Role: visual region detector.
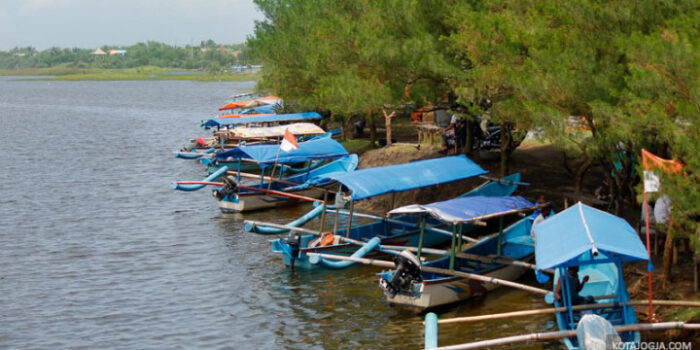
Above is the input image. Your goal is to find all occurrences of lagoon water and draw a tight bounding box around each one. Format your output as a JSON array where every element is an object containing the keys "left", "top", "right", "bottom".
[{"left": 0, "top": 78, "right": 556, "bottom": 349}]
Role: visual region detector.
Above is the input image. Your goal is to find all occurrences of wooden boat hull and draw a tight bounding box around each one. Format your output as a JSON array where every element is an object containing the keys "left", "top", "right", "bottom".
[
  {"left": 217, "top": 187, "right": 324, "bottom": 212},
  {"left": 380, "top": 215, "right": 537, "bottom": 310}
]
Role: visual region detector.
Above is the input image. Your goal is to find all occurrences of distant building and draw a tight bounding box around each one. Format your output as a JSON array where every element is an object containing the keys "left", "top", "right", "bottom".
[
  {"left": 229, "top": 65, "right": 263, "bottom": 73},
  {"left": 91, "top": 48, "right": 107, "bottom": 55},
  {"left": 108, "top": 50, "right": 127, "bottom": 56}
]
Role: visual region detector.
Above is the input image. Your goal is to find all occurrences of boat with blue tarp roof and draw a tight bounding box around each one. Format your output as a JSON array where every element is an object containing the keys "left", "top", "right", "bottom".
[{"left": 533, "top": 202, "right": 649, "bottom": 350}]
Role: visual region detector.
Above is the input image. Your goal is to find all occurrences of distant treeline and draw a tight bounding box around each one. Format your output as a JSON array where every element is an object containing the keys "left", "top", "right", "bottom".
[{"left": 0, "top": 40, "right": 257, "bottom": 72}]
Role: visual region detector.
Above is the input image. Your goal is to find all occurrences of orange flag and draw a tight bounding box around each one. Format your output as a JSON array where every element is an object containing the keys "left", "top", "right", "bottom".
[{"left": 641, "top": 149, "right": 683, "bottom": 193}]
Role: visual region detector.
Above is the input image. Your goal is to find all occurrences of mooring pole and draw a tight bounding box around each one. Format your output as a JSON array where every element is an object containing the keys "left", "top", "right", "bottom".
[
  {"left": 345, "top": 200, "right": 354, "bottom": 238},
  {"left": 319, "top": 190, "right": 329, "bottom": 233}
]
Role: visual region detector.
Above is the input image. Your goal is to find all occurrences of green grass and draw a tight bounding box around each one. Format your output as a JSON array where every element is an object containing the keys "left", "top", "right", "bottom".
[
  {"left": 0, "top": 66, "right": 260, "bottom": 82},
  {"left": 340, "top": 139, "right": 375, "bottom": 154}
]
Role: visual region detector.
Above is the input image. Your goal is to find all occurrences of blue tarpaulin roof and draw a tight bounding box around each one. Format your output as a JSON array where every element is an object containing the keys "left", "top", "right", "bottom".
[
  {"left": 388, "top": 195, "right": 536, "bottom": 223},
  {"left": 214, "top": 136, "right": 348, "bottom": 167},
  {"left": 534, "top": 202, "right": 649, "bottom": 270},
  {"left": 203, "top": 112, "right": 322, "bottom": 127},
  {"left": 322, "top": 155, "right": 487, "bottom": 200}
]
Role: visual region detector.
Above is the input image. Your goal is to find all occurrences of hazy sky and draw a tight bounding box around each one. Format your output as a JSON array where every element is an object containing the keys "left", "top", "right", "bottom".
[{"left": 0, "top": 0, "right": 265, "bottom": 50}]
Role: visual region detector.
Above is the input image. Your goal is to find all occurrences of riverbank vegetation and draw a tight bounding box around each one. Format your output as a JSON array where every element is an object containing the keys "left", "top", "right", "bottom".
[
  {"left": 0, "top": 40, "right": 259, "bottom": 79},
  {"left": 248, "top": 0, "right": 700, "bottom": 297}
]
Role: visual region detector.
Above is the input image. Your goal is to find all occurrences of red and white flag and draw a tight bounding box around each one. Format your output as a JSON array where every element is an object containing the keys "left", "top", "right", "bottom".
[
  {"left": 641, "top": 149, "right": 683, "bottom": 193},
  {"left": 280, "top": 129, "right": 299, "bottom": 152}
]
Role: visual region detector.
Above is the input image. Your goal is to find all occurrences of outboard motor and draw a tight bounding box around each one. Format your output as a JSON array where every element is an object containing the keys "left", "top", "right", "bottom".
[
  {"left": 214, "top": 175, "right": 239, "bottom": 200},
  {"left": 380, "top": 250, "right": 422, "bottom": 298},
  {"left": 284, "top": 231, "right": 302, "bottom": 271}
]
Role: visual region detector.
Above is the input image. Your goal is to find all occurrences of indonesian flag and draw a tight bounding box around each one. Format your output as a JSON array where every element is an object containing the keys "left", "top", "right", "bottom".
[
  {"left": 642, "top": 149, "right": 683, "bottom": 193},
  {"left": 280, "top": 129, "right": 299, "bottom": 152}
]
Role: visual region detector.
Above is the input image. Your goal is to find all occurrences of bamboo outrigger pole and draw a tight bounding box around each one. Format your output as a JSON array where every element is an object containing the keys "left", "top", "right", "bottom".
[
  {"left": 427, "top": 322, "right": 700, "bottom": 350},
  {"left": 308, "top": 253, "right": 550, "bottom": 296},
  {"left": 432, "top": 300, "right": 700, "bottom": 325}
]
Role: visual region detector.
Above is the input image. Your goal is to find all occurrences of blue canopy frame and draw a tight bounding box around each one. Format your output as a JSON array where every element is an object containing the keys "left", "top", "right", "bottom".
[
  {"left": 534, "top": 202, "right": 649, "bottom": 270},
  {"left": 321, "top": 155, "right": 488, "bottom": 201},
  {"left": 214, "top": 136, "right": 348, "bottom": 168},
  {"left": 202, "top": 112, "right": 322, "bottom": 128},
  {"left": 388, "top": 195, "right": 537, "bottom": 224}
]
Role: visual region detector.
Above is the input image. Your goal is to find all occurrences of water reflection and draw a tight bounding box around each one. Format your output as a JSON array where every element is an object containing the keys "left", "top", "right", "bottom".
[{"left": 0, "top": 79, "right": 560, "bottom": 350}]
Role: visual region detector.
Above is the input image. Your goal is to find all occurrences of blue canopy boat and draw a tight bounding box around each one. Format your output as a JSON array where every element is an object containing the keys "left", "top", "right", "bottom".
[
  {"left": 534, "top": 202, "right": 650, "bottom": 350},
  {"left": 173, "top": 137, "right": 357, "bottom": 213},
  {"left": 377, "top": 195, "right": 548, "bottom": 310},
  {"left": 201, "top": 111, "right": 322, "bottom": 129},
  {"left": 259, "top": 157, "right": 535, "bottom": 271}
]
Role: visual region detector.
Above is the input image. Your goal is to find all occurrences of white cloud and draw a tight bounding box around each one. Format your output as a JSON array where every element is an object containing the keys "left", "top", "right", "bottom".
[{"left": 19, "top": 0, "right": 59, "bottom": 14}]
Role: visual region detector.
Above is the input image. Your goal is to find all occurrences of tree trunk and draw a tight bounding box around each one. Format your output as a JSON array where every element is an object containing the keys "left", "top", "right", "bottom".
[
  {"left": 662, "top": 220, "right": 675, "bottom": 288},
  {"left": 345, "top": 116, "right": 354, "bottom": 140},
  {"left": 574, "top": 158, "right": 592, "bottom": 194},
  {"left": 464, "top": 119, "right": 473, "bottom": 156},
  {"left": 383, "top": 109, "right": 396, "bottom": 146},
  {"left": 499, "top": 123, "right": 511, "bottom": 177},
  {"left": 369, "top": 115, "right": 377, "bottom": 148}
]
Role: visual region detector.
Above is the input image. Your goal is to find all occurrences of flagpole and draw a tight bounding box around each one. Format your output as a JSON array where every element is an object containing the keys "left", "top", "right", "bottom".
[
  {"left": 268, "top": 140, "right": 282, "bottom": 190},
  {"left": 642, "top": 149, "right": 654, "bottom": 321},
  {"left": 644, "top": 190, "right": 654, "bottom": 320}
]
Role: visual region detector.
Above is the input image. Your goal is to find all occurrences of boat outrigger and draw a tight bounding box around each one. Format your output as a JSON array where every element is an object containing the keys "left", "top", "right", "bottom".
[
  {"left": 173, "top": 137, "right": 357, "bottom": 213},
  {"left": 377, "top": 195, "right": 549, "bottom": 310}
]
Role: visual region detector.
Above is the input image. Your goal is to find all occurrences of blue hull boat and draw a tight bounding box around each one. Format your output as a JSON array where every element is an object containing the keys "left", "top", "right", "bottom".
[
  {"left": 269, "top": 173, "right": 524, "bottom": 270},
  {"left": 534, "top": 202, "right": 649, "bottom": 350}
]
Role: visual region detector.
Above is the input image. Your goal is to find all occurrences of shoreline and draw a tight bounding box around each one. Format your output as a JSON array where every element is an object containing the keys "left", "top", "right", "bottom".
[{"left": 0, "top": 67, "right": 260, "bottom": 82}]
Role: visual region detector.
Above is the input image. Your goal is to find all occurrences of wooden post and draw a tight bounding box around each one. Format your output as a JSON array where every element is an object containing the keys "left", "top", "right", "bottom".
[
  {"left": 345, "top": 200, "right": 354, "bottom": 238},
  {"left": 319, "top": 190, "right": 329, "bottom": 233},
  {"left": 496, "top": 216, "right": 504, "bottom": 256},
  {"left": 417, "top": 215, "right": 426, "bottom": 260},
  {"left": 449, "top": 224, "right": 457, "bottom": 271},
  {"left": 333, "top": 184, "right": 342, "bottom": 235},
  {"left": 457, "top": 223, "right": 463, "bottom": 251}
]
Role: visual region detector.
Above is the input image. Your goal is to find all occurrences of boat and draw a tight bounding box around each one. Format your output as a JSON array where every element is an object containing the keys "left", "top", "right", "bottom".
[
  {"left": 260, "top": 156, "right": 529, "bottom": 271},
  {"left": 247, "top": 172, "right": 523, "bottom": 235},
  {"left": 377, "top": 195, "right": 548, "bottom": 310},
  {"left": 175, "top": 122, "right": 327, "bottom": 161},
  {"left": 217, "top": 95, "right": 282, "bottom": 114},
  {"left": 202, "top": 111, "right": 321, "bottom": 130},
  {"left": 173, "top": 137, "right": 356, "bottom": 213},
  {"left": 533, "top": 202, "right": 650, "bottom": 350},
  {"left": 215, "top": 154, "right": 358, "bottom": 212}
]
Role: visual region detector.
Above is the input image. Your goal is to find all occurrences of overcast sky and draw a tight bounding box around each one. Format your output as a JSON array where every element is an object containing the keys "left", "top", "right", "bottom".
[{"left": 0, "top": 0, "right": 265, "bottom": 50}]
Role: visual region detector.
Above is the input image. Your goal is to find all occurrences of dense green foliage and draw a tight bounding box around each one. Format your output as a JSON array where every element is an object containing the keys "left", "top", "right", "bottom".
[
  {"left": 249, "top": 0, "right": 700, "bottom": 257},
  {"left": 0, "top": 40, "right": 255, "bottom": 72}
]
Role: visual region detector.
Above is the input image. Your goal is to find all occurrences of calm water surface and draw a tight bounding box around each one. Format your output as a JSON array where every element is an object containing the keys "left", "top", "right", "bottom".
[{"left": 0, "top": 78, "right": 557, "bottom": 349}]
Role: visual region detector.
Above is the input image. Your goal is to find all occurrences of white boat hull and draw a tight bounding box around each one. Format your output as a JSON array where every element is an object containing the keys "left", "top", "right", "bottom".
[
  {"left": 384, "top": 260, "right": 530, "bottom": 310},
  {"left": 217, "top": 187, "right": 324, "bottom": 212}
]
